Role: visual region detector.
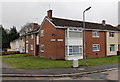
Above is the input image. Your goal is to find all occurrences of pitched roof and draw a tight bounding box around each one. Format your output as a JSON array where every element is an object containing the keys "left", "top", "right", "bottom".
[{"left": 50, "top": 17, "right": 119, "bottom": 31}]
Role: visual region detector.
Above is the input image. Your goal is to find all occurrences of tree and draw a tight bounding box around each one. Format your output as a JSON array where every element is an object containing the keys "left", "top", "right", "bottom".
[
  {"left": 19, "top": 23, "right": 35, "bottom": 36},
  {"left": 1, "top": 25, "right": 19, "bottom": 50},
  {"left": 9, "top": 26, "right": 19, "bottom": 42},
  {"left": 1, "top": 25, "right": 10, "bottom": 50}
]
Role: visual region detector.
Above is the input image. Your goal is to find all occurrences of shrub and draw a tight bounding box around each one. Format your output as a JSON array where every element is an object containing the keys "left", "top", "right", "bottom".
[{"left": 2, "top": 51, "right": 20, "bottom": 55}]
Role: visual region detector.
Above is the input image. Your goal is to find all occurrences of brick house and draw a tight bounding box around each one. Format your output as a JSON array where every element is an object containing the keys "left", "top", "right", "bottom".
[
  {"left": 118, "top": 25, "right": 120, "bottom": 50},
  {"left": 36, "top": 10, "right": 119, "bottom": 60},
  {"left": 25, "top": 23, "right": 40, "bottom": 56}
]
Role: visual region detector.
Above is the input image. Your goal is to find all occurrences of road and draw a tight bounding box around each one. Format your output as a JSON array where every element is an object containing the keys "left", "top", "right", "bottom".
[{"left": 2, "top": 68, "right": 119, "bottom": 81}]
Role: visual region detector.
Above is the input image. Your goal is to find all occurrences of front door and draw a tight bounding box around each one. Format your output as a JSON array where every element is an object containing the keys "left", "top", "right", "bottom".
[{"left": 36, "top": 45, "right": 39, "bottom": 56}]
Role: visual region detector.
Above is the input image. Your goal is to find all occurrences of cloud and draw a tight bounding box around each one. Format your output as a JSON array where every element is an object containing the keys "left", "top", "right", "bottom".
[{"left": 2, "top": 1, "right": 118, "bottom": 31}]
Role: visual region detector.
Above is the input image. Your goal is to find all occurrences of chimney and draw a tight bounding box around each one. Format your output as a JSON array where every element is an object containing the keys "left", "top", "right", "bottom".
[
  {"left": 118, "top": 25, "right": 120, "bottom": 28},
  {"left": 102, "top": 20, "right": 106, "bottom": 25},
  {"left": 47, "top": 10, "right": 52, "bottom": 19},
  {"left": 33, "top": 23, "right": 38, "bottom": 29}
]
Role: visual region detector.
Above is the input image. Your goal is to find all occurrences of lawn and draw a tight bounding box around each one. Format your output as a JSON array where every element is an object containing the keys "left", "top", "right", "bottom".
[{"left": 1, "top": 54, "right": 120, "bottom": 69}]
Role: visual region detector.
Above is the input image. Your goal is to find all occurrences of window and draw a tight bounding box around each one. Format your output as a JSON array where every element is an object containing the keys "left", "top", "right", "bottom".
[
  {"left": 26, "top": 35, "right": 28, "bottom": 39},
  {"left": 92, "top": 31, "right": 99, "bottom": 37},
  {"left": 110, "top": 44, "right": 115, "bottom": 52},
  {"left": 93, "top": 44, "right": 100, "bottom": 51},
  {"left": 36, "top": 35, "right": 39, "bottom": 44},
  {"left": 69, "top": 46, "right": 82, "bottom": 56},
  {"left": 40, "top": 44, "right": 44, "bottom": 52},
  {"left": 30, "top": 44, "right": 34, "bottom": 50},
  {"left": 26, "top": 44, "right": 28, "bottom": 53},
  {"left": 31, "top": 34, "right": 33, "bottom": 39},
  {"left": 41, "top": 30, "right": 44, "bottom": 37},
  {"left": 109, "top": 32, "right": 114, "bottom": 37},
  {"left": 26, "top": 36, "right": 28, "bottom": 43},
  {"left": 69, "top": 31, "right": 82, "bottom": 38},
  {"left": 69, "top": 28, "right": 73, "bottom": 31}
]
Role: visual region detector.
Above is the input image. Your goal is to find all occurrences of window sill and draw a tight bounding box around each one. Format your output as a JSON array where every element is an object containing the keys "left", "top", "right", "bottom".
[
  {"left": 41, "top": 51, "right": 44, "bottom": 53},
  {"left": 93, "top": 50, "right": 100, "bottom": 52},
  {"left": 110, "top": 51, "right": 115, "bottom": 53},
  {"left": 92, "top": 36, "right": 99, "bottom": 38},
  {"left": 68, "top": 54, "right": 82, "bottom": 56},
  {"left": 109, "top": 37, "right": 114, "bottom": 38}
]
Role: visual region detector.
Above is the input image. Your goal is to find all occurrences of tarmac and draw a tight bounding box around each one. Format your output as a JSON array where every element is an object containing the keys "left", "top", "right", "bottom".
[{"left": 1, "top": 61, "right": 119, "bottom": 77}]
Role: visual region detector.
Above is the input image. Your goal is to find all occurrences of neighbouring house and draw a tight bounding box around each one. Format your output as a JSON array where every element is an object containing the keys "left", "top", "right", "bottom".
[
  {"left": 106, "top": 30, "right": 119, "bottom": 56},
  {"left": 9, "top": 23, "right": 40, "bottom": 54},
  {"left": 117, "top": 25, "right": 120, "bottom": 51},
  {"left": 10, "top": 10, "right": 119, "bottom": 60},
  {"left": 25, "top": 23, "right": 40, "bottom": 56},
  {"left": 9, "top": 36, "right": 25, "bottom": 53},
  {"left": 37, "top": 10, "right": 119, "bottom": 60}
]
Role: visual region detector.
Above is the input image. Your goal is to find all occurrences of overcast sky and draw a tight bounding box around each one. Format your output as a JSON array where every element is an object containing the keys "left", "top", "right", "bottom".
[{"left": 0, "top": 0, "right": 119, "bottom": 31}]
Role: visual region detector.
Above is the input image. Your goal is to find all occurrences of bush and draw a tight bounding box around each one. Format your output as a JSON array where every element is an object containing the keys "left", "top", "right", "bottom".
[{"left": 2, "top": 51, "right": 20, "bottom": 55}]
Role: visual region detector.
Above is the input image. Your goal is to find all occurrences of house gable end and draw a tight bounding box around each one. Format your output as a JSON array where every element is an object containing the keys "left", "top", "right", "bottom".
[{"left": 39, "top": 17, "right": 56, "bottom": 31}]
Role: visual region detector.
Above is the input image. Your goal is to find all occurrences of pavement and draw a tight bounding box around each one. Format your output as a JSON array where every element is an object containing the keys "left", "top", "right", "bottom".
[{"left": 1, "top": 61, "right": 120, "bottom": 77}]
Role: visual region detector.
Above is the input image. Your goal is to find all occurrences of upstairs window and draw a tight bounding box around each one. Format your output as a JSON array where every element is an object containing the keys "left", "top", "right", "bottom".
[
  {"left": 26, "top": 35, "right": 28, "bottom": 39},
  {"left": 26, "top": 35, "right": 28, "bottom": 43},
  {"left": 41, "top": 30, "right": 44, "bottom": 37},
  {"left": 109, "top": 32, "right": 114, "bottom": 37},
  {"left": 31, "top": 34, "right": 33, "bottom": 39},
  {"left": 40, "top": 44, "right": 44, "bottom": 52},
  {"left": 93, "top": 44, "right": 100, "bottom": 51},
  {"left": 69, "top": 31, "right": 82, "bottom": 38},
  {"left": 30, "top": 44, "right": 34, "bottom": 50},
  {"left": 92, "top": 31, "right": 99, "bottom": 37},
  {"left": 36, "top": 35, "right": 39, "bottom": 44}
]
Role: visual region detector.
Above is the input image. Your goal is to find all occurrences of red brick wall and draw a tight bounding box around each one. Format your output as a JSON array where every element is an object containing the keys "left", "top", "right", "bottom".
[
  {"left": 84, "top": 30, "right": 106, "bottom": 58},
  {"left": 56, "top": 29, "right": 65, "bottom": 59},
  {"left": 39, "top": 19, "right": 65, "bottom": 59},
  {"left": 27, "top": 34, "right": 35, "bottom": 55}
]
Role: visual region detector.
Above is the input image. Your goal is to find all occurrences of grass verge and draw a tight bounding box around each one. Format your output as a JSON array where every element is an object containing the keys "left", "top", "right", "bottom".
[{"left": 1, "top": 54, "right": 120, "bottom": 69}]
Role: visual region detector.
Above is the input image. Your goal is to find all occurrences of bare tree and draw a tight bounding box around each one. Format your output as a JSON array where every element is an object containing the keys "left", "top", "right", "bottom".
[{"left": 19, "top": 23, "right": 36, "bottom": 36}]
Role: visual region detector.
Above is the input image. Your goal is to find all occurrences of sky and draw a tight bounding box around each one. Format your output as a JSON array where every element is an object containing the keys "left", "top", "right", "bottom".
[{"left": 0, "top": 0, "right": 119, "bottom": 31}]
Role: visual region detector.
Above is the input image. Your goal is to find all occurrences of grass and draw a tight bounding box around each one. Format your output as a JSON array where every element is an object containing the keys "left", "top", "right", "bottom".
[{"left": 1, "top": 54, "right": 120, "bottom": 69}]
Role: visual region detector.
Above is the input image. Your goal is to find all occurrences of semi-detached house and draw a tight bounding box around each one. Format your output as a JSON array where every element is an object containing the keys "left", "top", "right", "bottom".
[
  {"left": 33, "top": 10, "right": 119, "bottom": 60},
  {"left": 10, "top": 10, "right": 119, "bottom": 60},
  {"left": 25, "top": 23, "right": 40, "bottom": 56}
]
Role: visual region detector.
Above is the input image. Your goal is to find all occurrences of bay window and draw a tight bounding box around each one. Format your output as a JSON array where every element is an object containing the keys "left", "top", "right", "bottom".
[{"left": 67, "top": 46, "right": 82, "bottom": 56}]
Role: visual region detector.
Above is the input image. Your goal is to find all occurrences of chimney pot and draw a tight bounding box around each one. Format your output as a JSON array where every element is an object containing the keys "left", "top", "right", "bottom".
[
  {"left": 118, "top": 25, "right": 120, "bottom": 28},
  {"left": 47, "top": 10, "right": 52, "bottom": 18},
  {"left": 102, "top": 20, "right": 106, "bottom": 25}
]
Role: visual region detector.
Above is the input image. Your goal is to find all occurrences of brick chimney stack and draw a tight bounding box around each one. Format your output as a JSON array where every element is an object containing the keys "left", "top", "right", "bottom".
[
  {"left": 118, "top": 25, "right": 120, "bottom": 28},
  {"left": 47, "top": 10, "right": 52, "bottom": 19},
  {"left": 102, "top": 20, "right": 106, "bottom": 25}
]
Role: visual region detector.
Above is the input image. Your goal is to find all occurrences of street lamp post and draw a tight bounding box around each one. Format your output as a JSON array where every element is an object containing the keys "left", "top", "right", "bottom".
[{"left": 83, "top": 7, "right": 91, "bottom": 65}]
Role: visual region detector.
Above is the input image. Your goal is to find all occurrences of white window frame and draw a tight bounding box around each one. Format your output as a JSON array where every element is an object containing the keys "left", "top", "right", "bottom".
[
  {"left": 92, "top": 31, "right": 99, "bottom": 38},
  {"left": 31, "top": 34, "right": 34, "bottom": 39},
  {"left": 40, "top": 44, "right": 44, "bottom": 52},
  {"left": 26, "top": 44, "right": 28, "bottom": 53},
  {"left": 68, "top": 28, "right": 82, "bottom": 32},
  {"left": 26, "top": 35, "right": 28, "bottom": 43},
  {"left": 109, "top": 32, "right": 114, "bottom": 38},
  {"left": 93, "top": 44, "right": 100, "bottom": 51},
  {"left": 68, "top": 45, "right": 82, "bottom": 56},
  {"left": 30, "top": 44, "right": 34, "bottom": 50},
  {"left": 41, "top": 30, "right": 44, "bottom": 37},
  {"left": 26, "top": 35, "right": 28, "bottom": 39},
  {"left": 110, "top": 44, "right": 115, "bottom": 52},
  {"left": 36, "top": 35, "right": 39, "bottom": 44}
]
